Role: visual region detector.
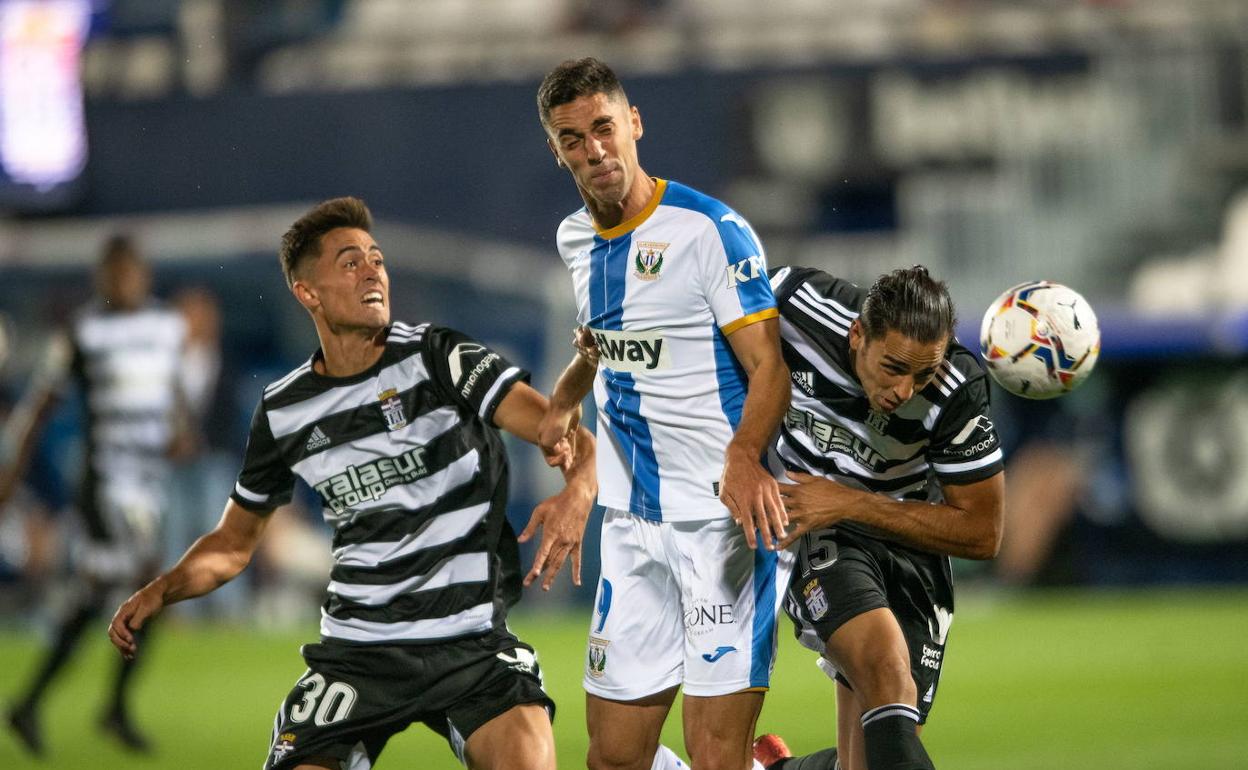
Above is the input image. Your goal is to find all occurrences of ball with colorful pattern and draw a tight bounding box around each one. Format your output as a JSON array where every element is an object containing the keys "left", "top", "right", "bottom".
[{"left": 979, "top": 281, "right": 1100, "bottom": 399}]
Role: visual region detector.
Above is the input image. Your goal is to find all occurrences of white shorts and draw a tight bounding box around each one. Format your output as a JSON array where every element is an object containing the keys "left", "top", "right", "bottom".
[{"left": 583, "top": 508, "right": 794, "bottom": 700}]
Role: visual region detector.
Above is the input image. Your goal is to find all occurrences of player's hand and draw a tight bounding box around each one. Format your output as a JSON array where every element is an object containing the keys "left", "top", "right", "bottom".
[
  {"left": 538, "top": 404, "right": 581, "bottom": 471},
  {"left": 572, "top": 325, "right": 600, "bottom": 367},
  {"left": 720, "top": 445, "right": 788, "bottom": 550},
  {"left": 518, "top": 483, "right": 593, "bottom": 591},
  {"left": 777, "top": 471, "right": 853, "bottom": 549},
  {"left": 107, "top": 584, "right": 166, "bottom": 661}
]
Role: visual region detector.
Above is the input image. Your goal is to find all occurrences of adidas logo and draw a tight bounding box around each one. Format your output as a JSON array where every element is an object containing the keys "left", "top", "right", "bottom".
[
  {"left": 793, "top": 370, "right": 816, "bottom": 396},
  {"left": 305, "top": 426, "right": 331, "bottom": 451}
]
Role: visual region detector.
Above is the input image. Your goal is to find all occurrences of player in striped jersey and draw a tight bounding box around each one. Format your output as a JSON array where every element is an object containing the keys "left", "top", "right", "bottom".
[
  {"left": 753, "top": 266, "right": 1005, "bottom": 770},
  {"left": 3, "top": 236, "right": 190, "bottom": 756},
  {"left": 536, "top": 58, "right": 793, "bottom": 770},
  {"left": 107, "top": 198, "right": 596, "bottom": 770}
]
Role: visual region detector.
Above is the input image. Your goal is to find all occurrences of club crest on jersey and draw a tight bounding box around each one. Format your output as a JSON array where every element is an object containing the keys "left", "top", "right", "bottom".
[
  {"left": 803, "top": 578, "right": 829, "bottom": 620},
  {"left": 587, "top": 637, "right": 609, "bottom": 678},
  {"left": 634, "top": 241, "right": 668, "bottom": 281},
  {"left": 866, "top": 409, "right": 890, "bottom": 435},
  {"left": 272, "top": 733, "right": 297, "bottom": 761},
  {"left": 379, "top": 388, "right": 407, "bottom": 431}
]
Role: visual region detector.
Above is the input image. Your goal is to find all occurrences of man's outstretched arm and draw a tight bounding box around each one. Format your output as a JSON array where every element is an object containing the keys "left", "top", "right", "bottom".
[
  {"left": 108, "top": 499, "right": 272, "bottom": 659},
  {"left": 495, "top": 381, "right": 597, "bottom": 590},
  {"left": 537, "top": 326, "right": 598, "bottom": 457}
]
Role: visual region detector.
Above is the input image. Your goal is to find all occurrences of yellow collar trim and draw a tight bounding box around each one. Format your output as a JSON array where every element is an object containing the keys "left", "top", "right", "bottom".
[{"left": 594, "top": 178, "right": 667, "bottom": 240}]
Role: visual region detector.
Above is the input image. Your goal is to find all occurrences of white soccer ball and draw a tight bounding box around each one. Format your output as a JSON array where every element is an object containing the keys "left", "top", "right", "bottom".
[{"left": 979, "top": 281, "right": 1100, "bottom": 399}]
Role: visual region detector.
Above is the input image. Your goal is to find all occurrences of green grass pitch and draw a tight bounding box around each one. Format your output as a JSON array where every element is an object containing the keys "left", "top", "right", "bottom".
[{"left": 2, "top": 587, "right": 1245, "bottom": 769}]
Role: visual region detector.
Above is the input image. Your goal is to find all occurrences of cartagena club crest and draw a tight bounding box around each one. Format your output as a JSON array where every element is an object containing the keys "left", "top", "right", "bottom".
[
  {"left": 379, "top": 388, "right": 407, "bottom": 431},
  {"left": 634, "top": 241, "right": 668, "bottom": 281}
]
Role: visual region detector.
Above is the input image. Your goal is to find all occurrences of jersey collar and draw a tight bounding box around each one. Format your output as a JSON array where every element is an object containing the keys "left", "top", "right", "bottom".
[{"left": 593, "top": 178, "right": 667, "bottom": 240}]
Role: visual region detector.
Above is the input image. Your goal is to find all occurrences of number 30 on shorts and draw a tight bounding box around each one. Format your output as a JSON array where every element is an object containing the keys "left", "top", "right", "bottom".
[{"left": 290, "top": 673, "right": 358, "bottom": 726}]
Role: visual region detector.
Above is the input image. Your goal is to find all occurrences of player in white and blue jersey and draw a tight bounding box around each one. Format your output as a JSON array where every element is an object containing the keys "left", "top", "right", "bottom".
[{"left": 537, "top": 58, "right": 794, "bottom": 770}]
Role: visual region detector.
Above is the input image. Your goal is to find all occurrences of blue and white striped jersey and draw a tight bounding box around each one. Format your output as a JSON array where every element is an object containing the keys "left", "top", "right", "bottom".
[{"left": 556, "top": 178, "right": 778, "bottom": 522}]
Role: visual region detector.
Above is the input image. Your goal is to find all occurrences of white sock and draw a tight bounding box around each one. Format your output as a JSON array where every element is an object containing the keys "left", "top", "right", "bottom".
[
  {"left": 651, "top": 744, "right": 688, "bottom": 770},
  {"left": 650, "top": 743, "right": 766, "bottom": 769}
]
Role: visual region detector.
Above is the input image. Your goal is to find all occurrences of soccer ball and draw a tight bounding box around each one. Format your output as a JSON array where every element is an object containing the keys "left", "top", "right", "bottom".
[{"left": 979, "top": 281, "right": 1100, "bottom": 399}]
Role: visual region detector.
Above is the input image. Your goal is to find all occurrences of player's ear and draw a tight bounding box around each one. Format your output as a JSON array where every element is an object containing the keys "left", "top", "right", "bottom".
[
  {"left": 848, "top": 318, "right": 864, "bottom": 352},
  {"left": 631, "top": 105, "right": 643, "bottom": 141},
  {"left": 291, "top": 278, "right": 319, "bottom": 312}
]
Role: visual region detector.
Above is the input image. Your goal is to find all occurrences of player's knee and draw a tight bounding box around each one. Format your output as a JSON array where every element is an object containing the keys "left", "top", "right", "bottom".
[
  {"left": 687, "top": 741, "right": 750, "bottom": 770},
  {"left": 587, "top": 737, "right": 652, "bottom": 770},
  {"left": 502, "top": 741, "right": 555, "bottom": 770},
  {"left": 473, "top": 730, "right": 554, "bottom": 770},
  {"left": 858, "top": 654, "right": 916, "bottom": 707}
]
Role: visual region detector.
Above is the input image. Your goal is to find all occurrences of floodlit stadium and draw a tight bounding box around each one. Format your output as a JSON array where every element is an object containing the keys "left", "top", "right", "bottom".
[{"left": 2, "top": 2, "right": 1247, "bottom": 769}]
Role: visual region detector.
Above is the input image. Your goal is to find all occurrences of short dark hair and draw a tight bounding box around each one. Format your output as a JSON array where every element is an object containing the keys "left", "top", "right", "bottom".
[
  {"left": 279, "top": 197, "right": 373, "bottom": 287},
  {"left": 859, "top": 265, "right": 956, "bottom": 344},
  {"left": 99, "top": 234, "right": 140, "bottom": 267},
  {"left": 537, "top": 57, "right": 628, "bottom": 128}
]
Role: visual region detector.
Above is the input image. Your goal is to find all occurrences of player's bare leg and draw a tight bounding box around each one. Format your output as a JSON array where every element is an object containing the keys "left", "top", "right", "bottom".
[
  {"left": 587, "top": 687, "right": 677, "bottom": 770},
  {"left": 465, "top": 703, "right": 556, "bottom": 770},
  {"left": 682, "top": 689, "right": 764, "bottom": 770},
  {"left": 836, "top": 680, "right": 866, "bottom": 770},
  {"left": 825, "top": 608, "right": 933, "bottom": 770}
]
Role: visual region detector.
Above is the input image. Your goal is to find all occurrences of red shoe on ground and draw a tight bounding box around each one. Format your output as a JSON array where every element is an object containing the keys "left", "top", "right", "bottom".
[{"left": 753, "top": 733, "right": 793, "bottom": 768}]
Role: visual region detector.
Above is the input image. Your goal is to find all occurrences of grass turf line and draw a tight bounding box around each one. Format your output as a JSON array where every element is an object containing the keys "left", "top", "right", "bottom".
[{"left": 0, "top": 587, "right": 1245, "bottom": 769}]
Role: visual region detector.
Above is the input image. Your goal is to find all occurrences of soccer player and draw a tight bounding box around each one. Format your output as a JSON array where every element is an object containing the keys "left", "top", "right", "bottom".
[
  {"left": 107, "top": 197, "right": 596, "bottom": 770},
  {"left": 536, "top": 58, "right": 793, "bottom": 770},
  {"left": 2, "top": 235, "right": 190, "bottom": 755},
  {"left": 754, "top": 265, "right": 1005, "bottom": 770}
]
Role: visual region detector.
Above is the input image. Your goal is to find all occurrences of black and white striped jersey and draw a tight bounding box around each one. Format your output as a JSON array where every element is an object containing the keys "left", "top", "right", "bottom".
[
  {"left": 230, "top": 322, "right": 529, "bottom": 645},
  {"left": 64, "top": 302, "right": 187, "bottom": 542},
  {"left": 770, "top": 267, "right": 1003, "bottom": 527}
]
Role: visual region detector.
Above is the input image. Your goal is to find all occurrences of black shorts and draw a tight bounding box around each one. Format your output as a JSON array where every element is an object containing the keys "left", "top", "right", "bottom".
[
  {"left": 784, "top": 526, "right": 954, "bottom": 723},
  {"left": 263, "top": 632, "right": 555, "bottom": 769}
]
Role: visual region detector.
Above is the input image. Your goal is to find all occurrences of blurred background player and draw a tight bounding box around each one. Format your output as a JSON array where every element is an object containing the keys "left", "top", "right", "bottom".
[
  {"left": 755, "top": 266, "right": 1005, "bottom": 770},
  {"left": 108, "top": 197, "right": 596, "bottom": 770},
  {"left": 536, "top": 57, "right": 793, "bottom": 770},
  {"left": 2, "top": 235, "right": 191, "bottom": 755}
]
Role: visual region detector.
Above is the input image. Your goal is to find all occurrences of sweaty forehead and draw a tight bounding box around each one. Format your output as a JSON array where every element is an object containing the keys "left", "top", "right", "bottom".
[
  {"left": 547, "top": 92, "right": 626, "bottom": 130},
  {"left": 878, "top": 331, "right": 947, "bottom": 371}
]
